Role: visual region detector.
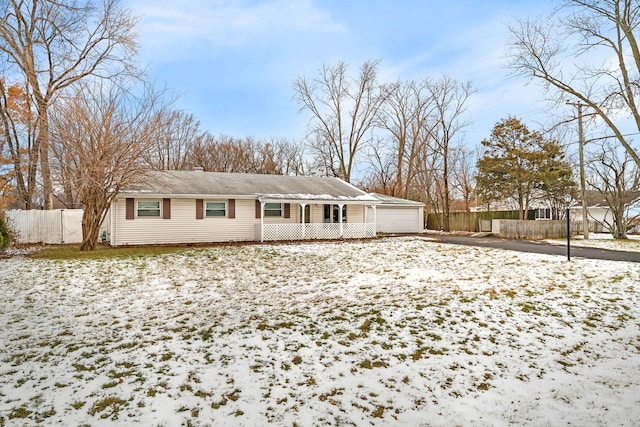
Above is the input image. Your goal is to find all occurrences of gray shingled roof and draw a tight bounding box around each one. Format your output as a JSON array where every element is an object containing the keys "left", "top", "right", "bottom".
[
  {"left": 370, "top": 193, "right": 425, "bottom": 206},
  {"left": 120, "top": 170, "right": 378, "bottom": 203}
]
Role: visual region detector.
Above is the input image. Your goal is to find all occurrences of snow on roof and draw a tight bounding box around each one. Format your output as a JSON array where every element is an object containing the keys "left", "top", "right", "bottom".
[
  {"left": 120, "top": 170, "right": 379, "bottom": 203},
  {"left": 370, "top": 192, "right": 425, "bottom": 206}
]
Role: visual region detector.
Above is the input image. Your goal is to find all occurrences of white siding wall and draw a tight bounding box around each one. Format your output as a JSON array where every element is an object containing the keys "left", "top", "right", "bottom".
[
  {"left": 110, "top": 199, "right": 373, "bottom": 246},
  {"left": 306, "top": 203, "right": 366, "bottom": 223},
  {"left": 346, "top": 204, "right": 365, "bottom": 223},
  {"left": 111, "top": 198, "right": 260, "bottom": 245}
]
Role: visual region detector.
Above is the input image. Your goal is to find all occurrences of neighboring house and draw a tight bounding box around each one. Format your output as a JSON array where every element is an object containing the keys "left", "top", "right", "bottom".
[
  {"left": 107, "top": 170, "right": 380, "bottom": 246},
  {"left": 368, "top": 193, "right": 424, "bottom": 233},
  {"left": 471, "top": 194, "right": 612, "bottom": 225}
]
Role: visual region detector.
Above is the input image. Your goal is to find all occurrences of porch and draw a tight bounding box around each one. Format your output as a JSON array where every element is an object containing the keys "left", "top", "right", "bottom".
[
  {"left": 256, "top": 198, "right": 379, "bottom": 242},
  {"left": 260, "top": 222, "right": 377, "bottom": 241}
]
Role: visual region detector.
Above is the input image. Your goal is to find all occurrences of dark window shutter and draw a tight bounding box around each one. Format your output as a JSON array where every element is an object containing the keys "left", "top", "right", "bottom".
[
  {"left": 196, "top": 199, "right": 203, "bottom": 219},
  {"left": 255, "top": 200, "right": 261, "bottom": 218},
  {"left": 126, "top": 198, "right": 134, "bottom": 220},
  {"left": 163, "top": 198, "right": 171, "bottom": 219},
  {"left": 229, "top": 199, "right": 236, "bottom": 219},
  {"left": 284, "top": 203, "right": 290, "bottom": 219}
]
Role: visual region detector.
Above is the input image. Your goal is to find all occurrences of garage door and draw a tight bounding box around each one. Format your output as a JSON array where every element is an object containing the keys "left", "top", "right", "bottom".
[{"left": 372, "top": 207, "right": 421, "bottom": 233}]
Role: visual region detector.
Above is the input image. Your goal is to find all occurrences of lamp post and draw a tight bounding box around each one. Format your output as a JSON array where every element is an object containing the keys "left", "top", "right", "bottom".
[{"left": 565, "top": 194, "right": 572, "bottom": 261}]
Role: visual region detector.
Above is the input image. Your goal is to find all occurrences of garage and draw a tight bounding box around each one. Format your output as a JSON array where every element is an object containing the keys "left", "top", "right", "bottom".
[{"left": 368, "top": 193, "right": 425, "bottom": 233}]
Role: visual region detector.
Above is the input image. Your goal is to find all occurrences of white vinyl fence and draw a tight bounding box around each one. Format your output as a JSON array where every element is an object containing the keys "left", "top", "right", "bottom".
[{"left": 5, "top": 209, "right": 85, "bottom": 244}]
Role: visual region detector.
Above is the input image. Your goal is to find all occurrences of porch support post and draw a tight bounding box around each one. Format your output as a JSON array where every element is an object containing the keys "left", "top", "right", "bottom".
[
  {"left": 372, "top": 205, "right": 377, "bottom": 237},
  {"left": 301, "top": 202, "right": 306, "bottom": 240},
  {"left": 338, "top": 203, "right": 344, "bottom": 237},
  {"left": 260, "top": 200, "right": 264, "bottom": 242}
]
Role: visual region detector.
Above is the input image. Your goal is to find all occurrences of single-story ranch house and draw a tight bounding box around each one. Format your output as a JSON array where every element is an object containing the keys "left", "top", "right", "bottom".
[{"left": 107, "top": 170, "right": 385, "bottom": 246}]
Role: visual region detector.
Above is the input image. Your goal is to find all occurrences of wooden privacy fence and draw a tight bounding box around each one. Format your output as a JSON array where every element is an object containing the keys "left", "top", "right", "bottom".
[
  {"left": 4, "top": 209, "right": 84, "bottom": 244},
  {"left": 494, "top": 219, "right": 571, "bottom": 239},
  {"left": 427, "top": 210, "right": 534, "bottom": 232}
]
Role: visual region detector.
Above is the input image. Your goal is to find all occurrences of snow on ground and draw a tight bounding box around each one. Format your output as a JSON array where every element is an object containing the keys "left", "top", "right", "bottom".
[
  {"left": 1, "top": 237, "right": 639, "bottom": 426},
  {"left": 545, "top": 233, "right": 640, "bottom": 252}
]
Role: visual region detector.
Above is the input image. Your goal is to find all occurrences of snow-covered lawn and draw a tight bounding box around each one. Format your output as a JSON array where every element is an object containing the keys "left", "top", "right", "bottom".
[
  {"left": 1, "top": 237, "right": 639, "bottom": 426},
  {"left": 546, "top": 233, "right": 640, "bottom": 252}
]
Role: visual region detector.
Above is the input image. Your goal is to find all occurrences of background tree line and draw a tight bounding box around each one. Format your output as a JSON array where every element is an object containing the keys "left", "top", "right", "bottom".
[{"left": 1, "top": 0, "right": 639, "bottom": 250}]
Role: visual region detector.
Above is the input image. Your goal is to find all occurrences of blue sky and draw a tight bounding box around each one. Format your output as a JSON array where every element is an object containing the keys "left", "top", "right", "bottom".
[{"left": 125, "top": 0, "right": 555, "bottom": 146}]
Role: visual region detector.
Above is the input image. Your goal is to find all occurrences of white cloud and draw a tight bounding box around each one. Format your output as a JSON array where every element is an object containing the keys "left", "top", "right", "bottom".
[{"left": 129, "top": 0, "right": 344, "bottom": 54}]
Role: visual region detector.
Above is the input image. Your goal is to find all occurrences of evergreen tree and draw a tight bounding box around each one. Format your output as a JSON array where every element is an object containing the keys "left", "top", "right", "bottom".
[{"left": 476, "top": 117, "right": 575, "bottom": 219}]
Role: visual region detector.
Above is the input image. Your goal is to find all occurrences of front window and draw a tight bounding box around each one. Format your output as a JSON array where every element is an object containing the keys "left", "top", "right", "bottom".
[
  {"left": 137, "top": 201, "right": 160, "bottom": 217},
  {"left": 324, "top": 204, "right": 347, "bottom": 223},
  {"left": 535, "top": 208, "right": 551, "bottom": 220},
  {"left": 264, "top": 203, "right": 282, "bottom": 217},
  {"left": 206, "top": 201, "right": 226, "bottom": 217}
]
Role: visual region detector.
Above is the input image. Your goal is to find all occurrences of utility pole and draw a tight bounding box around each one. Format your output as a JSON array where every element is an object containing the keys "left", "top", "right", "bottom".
[{"left": 566, "top": 101, "right": 589, "bottom": 240}]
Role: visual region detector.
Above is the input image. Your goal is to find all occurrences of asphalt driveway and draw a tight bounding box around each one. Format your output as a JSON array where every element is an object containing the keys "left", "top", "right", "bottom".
[{"left": 421, "top": 233, "right": 640, "bottom": 263}]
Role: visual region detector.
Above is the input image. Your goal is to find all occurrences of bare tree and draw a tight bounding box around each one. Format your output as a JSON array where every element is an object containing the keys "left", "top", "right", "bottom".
[
  {"left": 425, "top": 76, "right": 475, "bottom": 231},
  {"left": 50, "top": 133, "right": 80, "bottom": 208},
  {"left": 378, "top": 80, "right": 435, "bottom": 198},
  {"left": 586, "top": 140, "right": 640, "bottom": 238},
  {"left": 507, "top": 0, "right": 640, "bottom": 168},
  {"left": 450, "top": 145, "right": 477, "bottom": 227},
  {"left": 50, "top": 80, "right": 168, "bottom": 250},
  {"left": 359, "top": 140, "right": 396, "bottom": 194},
  {"left": 144, "top": 110, "right": 205, "bottom": 170},
  {"left": 415, "top": 143, "right": 444, "bottom": 225},
  {"left": 186, "top": 135, "right": 306, "bottom": 175},
  {"left": 256, "top": 138, "right": 307, "bottom": 176},
  {"left": 0, "top": 0, "right": 139, "bottom": 209},
  {"left": 0, "top": 79, "right": 37, "bottom": 208},
  {"left": 292, "top": 60, "right": 391, "bottom": 182}
]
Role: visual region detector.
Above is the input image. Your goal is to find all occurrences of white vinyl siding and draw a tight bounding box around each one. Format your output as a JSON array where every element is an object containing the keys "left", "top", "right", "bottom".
[
  {"left": 113, "top": 198, "right": 258, "bottom": 245},
  {"left": 110, "top": 198, "right": 372, "bottom": 246}
]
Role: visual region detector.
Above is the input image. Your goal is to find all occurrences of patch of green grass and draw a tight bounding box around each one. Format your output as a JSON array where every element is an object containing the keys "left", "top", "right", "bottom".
[
  {"left": 8, "top": 406, "right": 31, "bottom": 419},
  {"left": 520, "top": 303, "right": 537, "bottom": 313},
  {"left": 71, "top": 401, "right": 86, "bottom": 410},
  {"left": 226, "top": 389, "right": 241, "bottom": 402},
  {"left": 557, "top": 359, "right": 575, "bottom": 368},
  {"left": 360, "top": 359, "right": 373, "bottom": 369},
  {"left": 179, "top": 383, "right": 193, "bottom": 392},
  {"left": 41, "top": 407, "right": 56, "bottom": 418},
  {"left": 318, "top": 387, "right": 343, "bottom": 402},
  {"left": 88, "top": 396, "right": 127, "bottom": 419},
  {"left": 211, "top": 398, "right": 227, "bottom": 409},
  {"left": 372, "top": 405, "right": 385, "bottom": 418},
  {"left": 194, "top": 389, "right": 212, "bottom": 398},
  {"left": 29, "top": 244, "right": 194, "bottom": 260},
  {"left": 101, "top": 380, "right": 120, "bottom": 389},
  {"left": 359, "top": 358, "right": 388, "bottom": 369}
]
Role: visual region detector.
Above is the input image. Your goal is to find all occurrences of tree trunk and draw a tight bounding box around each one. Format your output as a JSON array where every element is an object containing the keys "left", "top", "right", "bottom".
[
  {"left": 80, "top": 208, "right": 102, "bottom": 251},
  {"left": 37, "top": 105, "right": 54, "bottom": 209},
  {"left": 612, "top": 209, "right": 627, "bottom": 239},
  {"left": 442, "top": 145, "right": 451, "bottom": 232}
]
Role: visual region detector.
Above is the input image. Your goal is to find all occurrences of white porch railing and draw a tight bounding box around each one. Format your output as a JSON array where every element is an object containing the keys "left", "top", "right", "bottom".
[{"left": 261, "top": 223, "right": 376, "bottom": 241}]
